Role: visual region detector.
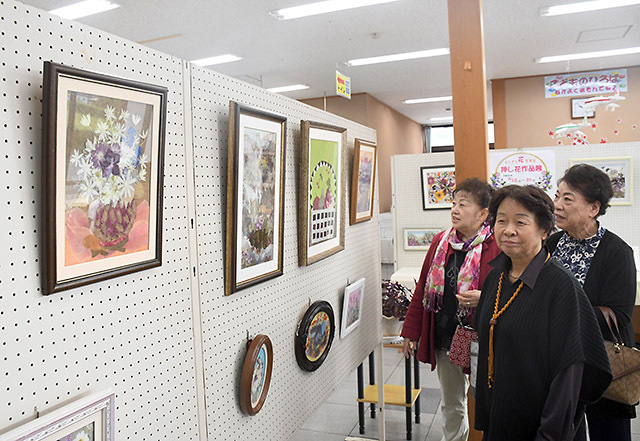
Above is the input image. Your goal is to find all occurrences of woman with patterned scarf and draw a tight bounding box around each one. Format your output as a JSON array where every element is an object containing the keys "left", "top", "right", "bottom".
[{"left": 401, "top": 178, "right": 501, "bottom": 441}]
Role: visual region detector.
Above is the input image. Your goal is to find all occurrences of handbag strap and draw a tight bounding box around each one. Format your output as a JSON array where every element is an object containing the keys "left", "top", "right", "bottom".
[{"left": 598, "top": 306, "right": 623, "bottom": 345}]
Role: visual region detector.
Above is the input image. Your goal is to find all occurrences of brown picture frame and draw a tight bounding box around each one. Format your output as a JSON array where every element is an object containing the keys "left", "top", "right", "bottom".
[
  {"left": 240, "top": 334, "right": 274, "bottom": 415},
  {"left": 349, "top": 139, "right": 377, "bottom": 225}
]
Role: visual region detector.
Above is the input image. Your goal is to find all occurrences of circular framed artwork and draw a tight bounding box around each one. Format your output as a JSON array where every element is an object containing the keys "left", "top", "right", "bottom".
[
  {"left": 295, "top": 300, "right": 335, "bottom": 371},
  {"left": 240, "top": 334, "right": 273, "bottom": 415}
]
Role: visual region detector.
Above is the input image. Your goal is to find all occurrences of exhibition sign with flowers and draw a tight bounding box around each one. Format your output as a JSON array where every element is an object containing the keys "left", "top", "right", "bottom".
[
  {"left": 225, "top": 102, "right": 286, "bottom": 295},
  {"left": 420, "top": 165, "right": 456, "bottom": 210},
  {"left": 489, "top": 149, "right": 556, "bottom": 198},
  {"left": 570, "top": 157, "right": 633, "bottom": 205},
  {"left": 42, "top": 62, "right": 166, "bottom": 294},
  {"left": 299, "top": 121, "right": 346, "bottom": 266}
]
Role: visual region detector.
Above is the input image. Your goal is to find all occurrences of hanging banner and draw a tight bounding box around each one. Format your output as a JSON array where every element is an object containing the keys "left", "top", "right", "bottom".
[
  {"left": 336, "top": 71, "right": 351, "bottom": 99},
  {"left": 545, "top": 69, "right": 627, "bottom": 98},
  {"left": 489, "top": 149, "right": 557, "bottom": 198}
]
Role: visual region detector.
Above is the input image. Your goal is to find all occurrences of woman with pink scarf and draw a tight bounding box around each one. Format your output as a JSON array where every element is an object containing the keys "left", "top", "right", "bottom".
[{"left": 401, "top": 178, "right": 500, "bottom": 441}]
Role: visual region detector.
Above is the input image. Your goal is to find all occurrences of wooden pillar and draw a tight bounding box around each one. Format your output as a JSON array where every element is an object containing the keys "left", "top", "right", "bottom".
[
  {"left": 447, "top": 0, "right": 489, "bottom": 182},
  {"left": 491, "top": 79, "right": 508, "bottom": 149}
]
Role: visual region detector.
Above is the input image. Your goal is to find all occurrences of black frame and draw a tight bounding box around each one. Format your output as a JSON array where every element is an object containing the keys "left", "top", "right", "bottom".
[{"left": 295, "top": 300, "right": 335, "bottom": 371}]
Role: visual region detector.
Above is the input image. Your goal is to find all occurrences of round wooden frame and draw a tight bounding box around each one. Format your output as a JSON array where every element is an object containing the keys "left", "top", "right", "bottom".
[
  {"left": 295, "top": 300, "right": 335, "bottom": 372},
  {"left": 240, "top": 334, "right": 273, "bottom": 415}
]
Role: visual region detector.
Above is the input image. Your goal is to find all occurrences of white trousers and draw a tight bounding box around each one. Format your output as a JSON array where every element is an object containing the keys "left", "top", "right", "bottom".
[{"left": 436, "top": 349, "right": 469, "bottom": 441}]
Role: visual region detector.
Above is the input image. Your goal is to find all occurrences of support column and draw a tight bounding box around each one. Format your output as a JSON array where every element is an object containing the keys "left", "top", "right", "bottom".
[
  {"left": 491, "top": 78, "right": 508, "bottom": 149},
  {"left": 447, "top": 0, "right": 489, "bottom": 182}
]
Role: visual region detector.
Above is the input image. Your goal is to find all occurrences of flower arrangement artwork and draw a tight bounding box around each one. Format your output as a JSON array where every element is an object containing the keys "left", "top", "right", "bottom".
[
  {"left": 340, "top": 278, "right": 365, "bottom": 339},
  {"left": 225, "top": 102, "right": 287, "bottom": 295},
  {"left": 420, "top": 165, "right": 456, "bottom": 210},
  {"left": 299, "top": 121, "right": 346, "bottom": 266},
  {"left": 295, "top": 301, "right": 335, "bottom": 371},
  {"left": 240, "top": 335, "right": 273, "bottom": 415},
  {"left": 0, "top": 390, "right": 115, "bottom": 441},
  {"left": 403, "top": 228, "right": 440, "bottom": 251},
  {"left": 570, "top": 157, "right": 633, "bottom": 205},
  {"left": 350, "top": 139, "right": 377, "bottom": 225},
  {"left": 42, "top": 62, "right": 166, "bottom": 294}
]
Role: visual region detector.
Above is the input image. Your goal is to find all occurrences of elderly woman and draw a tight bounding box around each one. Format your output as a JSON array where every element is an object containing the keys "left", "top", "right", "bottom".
[
  {"left": 401, "top": 178, "right": 501, "bottom": 441},
  {"left": 474, "top": 185, "right": 611, "bottom": 441},
  {"left": 548, "top": 164, "right": 637, "bottom": 441}
]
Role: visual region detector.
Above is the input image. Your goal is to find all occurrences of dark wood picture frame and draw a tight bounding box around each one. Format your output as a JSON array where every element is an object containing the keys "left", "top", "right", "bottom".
[
  {"left": 295, "top": 300, "right": 335, "bottom": 371},
  {"left": 225, "top": 102, "right": 287, "bottom": 295},
  {"left": 299, "top": 121, "right": 347, "bottom": 266},
  {"left": 42, "top": 61, "right": 167, "bottom": 295},
  {"left": 350, "top": 139, "right": 377, "bottom": 225},
  {"left": 240, "top": 334, "right": 274, "bottom": 416}
]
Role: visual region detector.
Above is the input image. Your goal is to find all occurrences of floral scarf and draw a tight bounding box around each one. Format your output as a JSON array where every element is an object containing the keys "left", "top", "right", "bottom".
[{"left": 423, "top": 223, "right": 492, "bottom": 312}]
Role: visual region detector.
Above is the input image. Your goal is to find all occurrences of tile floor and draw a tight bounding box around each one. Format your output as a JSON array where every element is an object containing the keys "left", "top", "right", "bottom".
[{"left": 289, "top": 346, "right": 640, "bottom": 441}]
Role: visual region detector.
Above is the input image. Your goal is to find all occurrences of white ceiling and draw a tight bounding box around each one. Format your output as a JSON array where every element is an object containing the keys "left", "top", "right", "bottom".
[{"left": 18, "top": 0, "right": 640, "bottom": 124}]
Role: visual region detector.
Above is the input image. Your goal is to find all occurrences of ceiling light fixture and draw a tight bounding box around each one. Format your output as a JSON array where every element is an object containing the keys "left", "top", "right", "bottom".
[
  {"left": 403, "top": 96, "right": 452, "bottom": 104},
  {"left": 270, "top": 0, "right": 401, "bottom": 20},
  {"left": 267, "top": 84, "right": 310, "bottom": 93},
  {"left": 535, "top": 46, "right": 640, "bottom": 63},
  {"left": 429, "top": 116, "right": 453, "bottom": 122},
  {"left": 50, "top": 0, "right": 119, "bottom": 20},
  {"left": 191, "top": 54, "right": 243, "bottom": 66},
  {"left": 346, "top": 48, "right": 449, "bottom": 67},
  {"left": 540, "top": 0, "right": 640, "bottom": 16}
]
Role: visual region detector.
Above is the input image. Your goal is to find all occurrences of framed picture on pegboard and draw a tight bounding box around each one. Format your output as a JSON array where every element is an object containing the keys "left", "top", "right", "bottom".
[
  {"left": 350, "top": 139, "right": 377, "bottom": 225},
  {"left": 420, "top": 165, "right": 455, "bottom": 210},
  {"left": 340, "top": 278, "right": 365, "bottom": 339},
  {"left": 570, "top": 157, "right": 633, "bottom": 205},
  {"left": 295, "top": 300, "right": 335, "bottom": 371},
  {"left": 240, "top": 334, "right": 274, "bottom": 416}
]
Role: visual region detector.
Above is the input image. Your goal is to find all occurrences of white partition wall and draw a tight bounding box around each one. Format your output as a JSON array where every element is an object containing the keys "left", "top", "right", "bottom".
[{"left": 0, "top": 1, "right": 383, "bottom": 440}]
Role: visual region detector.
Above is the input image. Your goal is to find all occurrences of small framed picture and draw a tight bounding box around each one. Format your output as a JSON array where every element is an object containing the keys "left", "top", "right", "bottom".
[
  {"left": 569, "top": 157, "right": 633, "bottom": 205},
  {"left": 420, "top": 165, "right": 456, "bottom": 210},
  {"left": 571, "top": 98, "right": 595, "bottom": 119},
  {"left": 350, "top": 139, "right": 377, "bottom": 225},
  {"left": 403, "top": 228, "right": 441, "bottom": 251},
  {"left": 295, "top": 301, "right": 335, "bottom": 371},
  {"left": 0, "top": 390, "right": 115, "bottom": 441},
  {"left": 340, "top": 278, "right": 365, "bottom": 339},
  {"left": 240, "top": 334, "right": 273, "bottom": 416}
]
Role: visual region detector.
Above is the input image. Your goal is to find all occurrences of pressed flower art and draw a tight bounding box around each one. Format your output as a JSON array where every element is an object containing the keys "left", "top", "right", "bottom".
[
  {"left": 420, "top": 166, "right": 456, "bottom": 209},
  {"left": 570, "top": 157, "right": 633, "bottom": 205}
]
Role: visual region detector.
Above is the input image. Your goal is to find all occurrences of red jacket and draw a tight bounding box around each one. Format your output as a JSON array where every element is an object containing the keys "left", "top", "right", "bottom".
[{"left": 400, "top": 230, "right": 501, "bottom": 371}]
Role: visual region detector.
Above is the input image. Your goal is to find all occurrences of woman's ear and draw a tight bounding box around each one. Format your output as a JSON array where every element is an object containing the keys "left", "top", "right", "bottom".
[
  {"left": 480, "top": 207, "right": 489, "bottom": 222},
  {"left": 590, "top": 200, "right": 601, "bottom": 218}
]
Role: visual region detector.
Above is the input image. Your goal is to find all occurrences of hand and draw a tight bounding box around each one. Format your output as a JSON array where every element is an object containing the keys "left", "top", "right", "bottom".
[
  {"left": 403, "top": 338, "right": 415, "bottom": 359},
  {"left": 456, "top": 289, "right": 481, "bottom": 309}
]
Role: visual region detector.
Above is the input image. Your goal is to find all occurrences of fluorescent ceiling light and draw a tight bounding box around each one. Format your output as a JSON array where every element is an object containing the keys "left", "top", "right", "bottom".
[
  {"left": 540, "top": 0, "right": 640, "bottom": 16},
  {"left": 267, "top": 84, "right": 309, "bottom": 93},
  {"left": 404, "top": 96, "right": 452, "bottom": 104},
  {"left": 191, "top": 54, "right": 242, "bottom": 66},
  {"left": 346, "top": 48, "right": 449, "bottom": 67},
  {"left": 429, "top": 116, "right": 453, "bottom": 122},
  {"left": 50, "top": 0, "right": 119, "bottom": 20},
  {"left": 536, "top": 46, "right": 640, "bottom": 63},
  {"left": 270, "top": 0, "right": 401, "bottom": 20}
]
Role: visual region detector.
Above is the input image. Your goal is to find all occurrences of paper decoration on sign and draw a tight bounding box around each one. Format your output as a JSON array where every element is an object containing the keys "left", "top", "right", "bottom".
[
  {"left": 545, "top": 69, "right": 627, "bottom": 98},
  {"left": 489, "top": 149, "right": 556, "bottom": 197},
  {"left": 580, "top": 88, "right": 625, "bottom": 112},
  {"left": 336, "top": 71, "right": 351, "bottom": 99}
]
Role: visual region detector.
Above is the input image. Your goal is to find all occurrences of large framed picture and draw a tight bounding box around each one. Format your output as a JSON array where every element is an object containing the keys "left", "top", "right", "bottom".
[
  {"left": 350, "top": 139, "right": 377, "bottom": 225},
  {"left": 569, "top": 157, "right": 633, "bottom": 205},
  {"left": 340, "top": 278, "right": 365, "bottom": 339},
  {"left": 225, "top": 102, "right": 287, "bottom": 295},
  {"left": 295, "top": 300, "right": 335, "bottom": 371},
  {"left": 42, "top": 62, "right": 167, "bottom": 295},
  {"left": 420, "top": 165, "right": 456, "bottom": 210},
  {"left": 403, "top": 228, "right": 441, "bottom": 251},
  {"left": 299, "top": 121, "right": 346, "bottom": 266},
  {"left": 0, "top": 390, "right": 115, "bottom": 441},
  {"left": 240, "top": 334, "right": 273, "bottom": 416}
]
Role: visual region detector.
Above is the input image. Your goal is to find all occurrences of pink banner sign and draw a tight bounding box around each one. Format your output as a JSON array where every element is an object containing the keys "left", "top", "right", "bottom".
[{"left": 545, "top": 69, "right": 627, "bottom": 98}]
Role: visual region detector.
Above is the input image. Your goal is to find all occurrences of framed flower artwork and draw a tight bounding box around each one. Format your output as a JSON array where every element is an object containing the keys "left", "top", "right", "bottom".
[
  {"left": 240, "top": 334, "right": 273, "bottom": 416},
  {"left": 569, "top": 157, "right": 633, "bottom": 205},
  {"left": 403, "top": 228, "right": 441, "bottom": 251},
  {"left": 299, "top": 121, "right": 346, "bottom": 266},
  {"left": 225, "top": 102, "right": 287, "bottom": 295},
  {"left": 0, "top": 390, "right": 115, "bottom": 441},
  {"left": 340, "top": 278, "right": 365, "bottom": 339},
  {"left": 295, "top": 300, "right": 335, "bottom": 371},
  {"left": 42, "top": 62, "right": 167, "bottom": 295},
  {"left": 350, "top": 139, "right": 377, "bottom": 225},
  {"left": 420, "top": 165, "right": 456, "bottom": 210}
]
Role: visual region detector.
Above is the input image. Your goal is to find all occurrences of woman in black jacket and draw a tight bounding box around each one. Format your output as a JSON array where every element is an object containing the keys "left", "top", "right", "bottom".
[{"left": 549, "top": 164, "right": 637, "bottom": 441}]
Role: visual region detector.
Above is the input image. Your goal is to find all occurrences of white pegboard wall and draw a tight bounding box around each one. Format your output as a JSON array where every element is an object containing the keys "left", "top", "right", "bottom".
[
  {"left": 0, "top": 1, "right": 200, "bottom": 440},
  {"left": 190, "top": 66, "right": 383, "bottom": 441}
]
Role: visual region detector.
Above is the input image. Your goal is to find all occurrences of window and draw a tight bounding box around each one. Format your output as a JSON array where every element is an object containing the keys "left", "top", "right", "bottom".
[{"left": 427, "top": 122, "right": 494, "bottom": 152}]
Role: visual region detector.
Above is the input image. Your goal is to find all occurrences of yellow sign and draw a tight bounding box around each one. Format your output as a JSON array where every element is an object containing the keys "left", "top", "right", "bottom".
[{"left": 336, "top": 71, "right": 351, "bottom": 99}]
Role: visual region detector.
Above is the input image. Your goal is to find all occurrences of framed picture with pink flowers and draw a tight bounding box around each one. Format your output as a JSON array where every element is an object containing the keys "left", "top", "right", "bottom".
[
  {"left": 42, "top": 62, "right": 167, "bottom": 295},
  {"left": 569, "top": 157, "right": 633, "bottom": 205},
  {"left": 299, "top": 121, "right": 346, "bottom": 266},
  {"left": 420, "top": 165, "right": 456, "bottom": 210}
]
